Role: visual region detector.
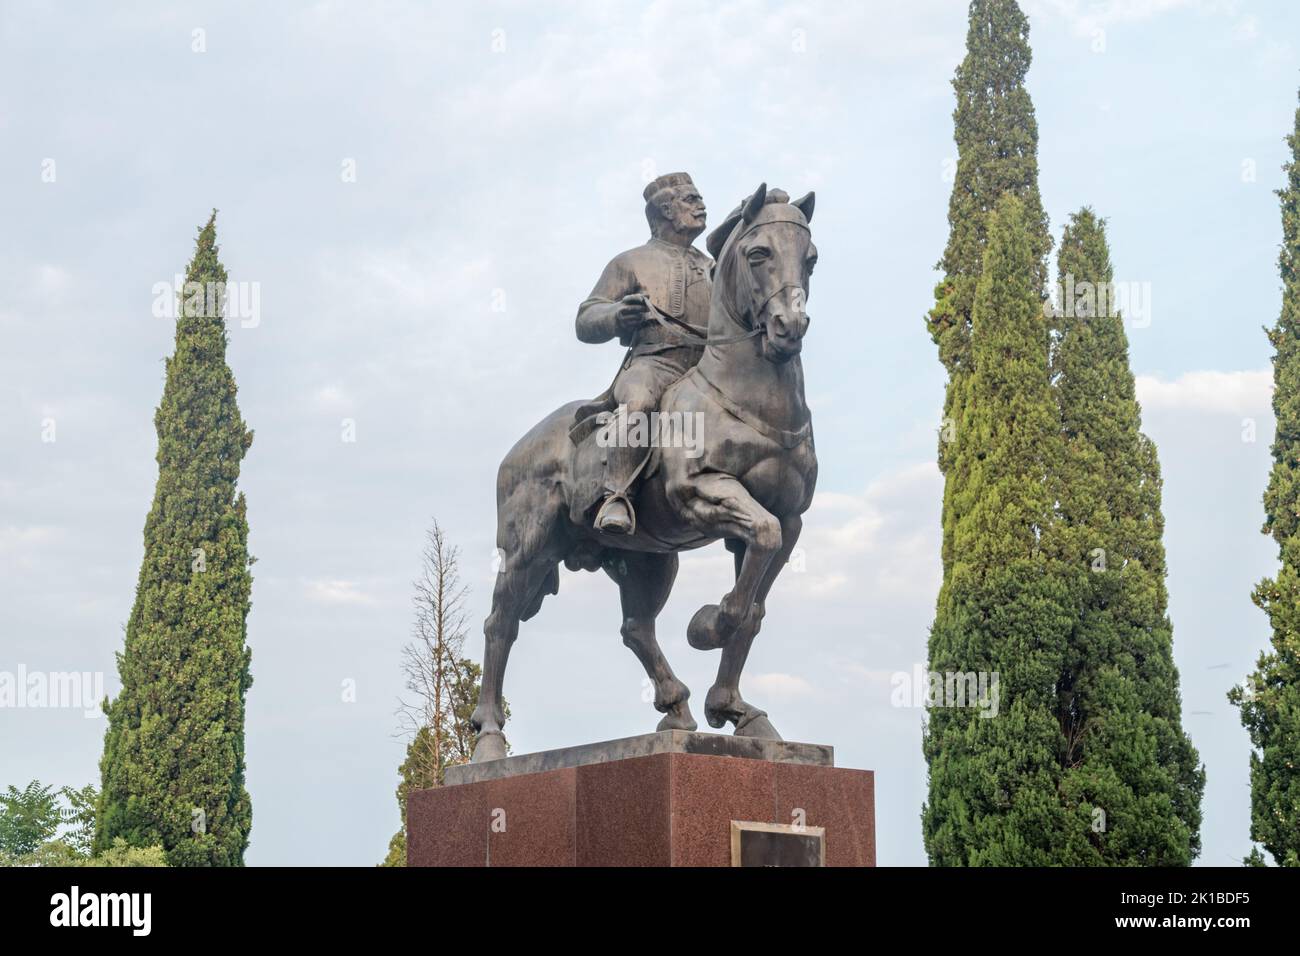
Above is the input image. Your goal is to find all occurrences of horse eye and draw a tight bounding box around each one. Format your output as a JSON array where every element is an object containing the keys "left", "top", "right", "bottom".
[
  {"left": 806, "top": 257, "right": 818, "bottom": 274},
  {"left": 747, "top": 247, "right": 771, "bottom": 261}
]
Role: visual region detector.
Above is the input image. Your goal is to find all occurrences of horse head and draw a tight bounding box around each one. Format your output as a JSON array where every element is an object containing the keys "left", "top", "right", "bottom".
[{"left": 706, "top": 183, "right": 816, "bottom": 362}]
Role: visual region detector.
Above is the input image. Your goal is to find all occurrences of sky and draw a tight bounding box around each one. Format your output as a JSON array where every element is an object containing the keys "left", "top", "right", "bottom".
[{"left": 1, "top": 0, "right": 1297, "bottom": 867}]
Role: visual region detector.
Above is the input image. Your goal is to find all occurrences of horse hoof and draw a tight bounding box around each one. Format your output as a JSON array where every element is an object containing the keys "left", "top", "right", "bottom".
[
  {"left": 735, "top": 710, "right": 782, "bottom": 740},
  {"left": 704, "top": 684, "right": 739, "bottom": 729},
  {"left": 471, "top": 731, "right": 507, "bottom": 763},
  {"left": 687, "top": 604, "right": 727, "bottom": 650},
  {"left": 657, "top": 703, "right": 698, "bottom": 732}
]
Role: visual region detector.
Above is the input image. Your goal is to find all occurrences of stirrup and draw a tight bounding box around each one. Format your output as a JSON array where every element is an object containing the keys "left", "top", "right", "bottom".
[{"left": 595, "top": 493, "right": 636, "bottom": 535}]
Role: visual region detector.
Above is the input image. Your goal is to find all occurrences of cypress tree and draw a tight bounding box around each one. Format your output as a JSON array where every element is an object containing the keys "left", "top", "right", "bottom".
[
  {"left": 929, "top": 0, "right": 1051, "bottom": 376},
  {"left": 1050, "top": 209, "right": 1203, "bottom": 864},
  {"left": 924, "top": 0, "right": 1060, "bottom": 865},
  {"left": 97, "top": 212, "right": 254, "bottom": 867},
  {"left": 928, "top": 1, "right": 1053, "bottom": 703},
  {"left": 923, "top": 193, "right": 1074, "bottom": 864},
  {"left": 928, "top": 0, "right": 1052, "bottom": 579},
  {"left": 1232, "top": 90, "right": 1300, "bottom": 867}
]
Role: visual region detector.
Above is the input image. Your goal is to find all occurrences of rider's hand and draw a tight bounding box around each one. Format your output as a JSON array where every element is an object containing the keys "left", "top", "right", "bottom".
[{"left": 614, "top": 293, "right": 651, "bottom": 335}]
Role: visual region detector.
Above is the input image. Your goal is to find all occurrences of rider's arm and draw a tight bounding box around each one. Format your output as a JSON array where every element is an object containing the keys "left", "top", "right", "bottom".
[{"left": 576, "top": 256, "right": 635, "bottom": 344}]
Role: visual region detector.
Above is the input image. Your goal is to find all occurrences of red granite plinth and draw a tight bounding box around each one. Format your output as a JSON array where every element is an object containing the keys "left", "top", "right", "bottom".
[{"left": 407, "top": 752, "right": 874, "bottom": 867}]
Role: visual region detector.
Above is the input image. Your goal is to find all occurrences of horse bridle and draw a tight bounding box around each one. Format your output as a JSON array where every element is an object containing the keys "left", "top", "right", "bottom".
[
  {"left": 715, "top": 215, "right": 812, "bottom": 345},
  {"left": 639, "top": 213, "right": 810, "bottom": 348}
]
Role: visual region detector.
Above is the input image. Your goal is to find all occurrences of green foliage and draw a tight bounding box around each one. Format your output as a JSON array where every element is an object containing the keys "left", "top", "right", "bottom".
[
  {"left": 928, "top": 0, "right": 1053, "bottom": 582},
  {"left": 80, "top": 838, "right": 169, "bottom": 868},
  {"left": 0, "top": 781, "right": 60, "bottom": 857},
  {"left": 1, "top": 782, "right": 166, "bottom": 867},
  {"left": 1232, "top": 89, "right": 1300, "bottom": 867},
  {"left": 928, "top": 0, "right": 1051, "bottom": 379},
  {"left": 96, "top": 211, "right": 254, "bottom": 867},
  {"left": 59, "top": 783, "right": 98, "bottom": 856},
  {"left": 5, "top": 840, "right": 84, "bottom": 867},
  {"left": 923, "top": 194, "right": 1075, "bottom": 865},
  {"left": 923, "top": 0, "right": 1201, "bottom": 867},
  {"left": 1049, "top": 209, "right": 1203, "bottom": 865},
  {"left": 16, "top": 837, "right": 169, "bottom": 868},
  {"left": 924, "top": 0, "right": 1063, "bottom": 865}
]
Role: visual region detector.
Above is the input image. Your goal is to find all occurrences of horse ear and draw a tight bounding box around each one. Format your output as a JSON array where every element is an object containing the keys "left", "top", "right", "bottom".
[
  {"left": 793, "top": 191, "right": 815, "bottom": 224},
  {"left": 742, "top": 183, "right": 767, "bottom": 224}
]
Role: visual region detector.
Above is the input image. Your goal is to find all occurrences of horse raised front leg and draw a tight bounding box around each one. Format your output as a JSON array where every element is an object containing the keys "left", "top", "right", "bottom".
[
  {"left": 676, "top": 474, "right": 785, "bottom": 738},
  {"left": 709, "top": 514, "right": 802, "bottom": 739}
]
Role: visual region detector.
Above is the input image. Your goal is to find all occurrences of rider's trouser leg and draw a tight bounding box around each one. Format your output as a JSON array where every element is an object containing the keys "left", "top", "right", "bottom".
[
  {"left": 597, "top": 354, "right": 688, "bottom": 532},
  {"left": 604, "top": 368, "right": 657, "bottom": 490}
]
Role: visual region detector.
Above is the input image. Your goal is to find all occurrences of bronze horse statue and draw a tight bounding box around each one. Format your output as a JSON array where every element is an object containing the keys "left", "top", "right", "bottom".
[{"left": 470, "top": 184, "right": 818, "bottom": 762}]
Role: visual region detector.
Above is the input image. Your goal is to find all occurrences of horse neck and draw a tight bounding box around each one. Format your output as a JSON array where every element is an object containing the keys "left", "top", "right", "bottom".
[{"left": 699, "top": 254, "right": 808, "bottom": 426}]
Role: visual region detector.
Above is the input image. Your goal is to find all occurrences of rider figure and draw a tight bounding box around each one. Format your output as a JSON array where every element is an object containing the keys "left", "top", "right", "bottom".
[{"left": 575, "top": 172, "right": 712, "bottom": 534}]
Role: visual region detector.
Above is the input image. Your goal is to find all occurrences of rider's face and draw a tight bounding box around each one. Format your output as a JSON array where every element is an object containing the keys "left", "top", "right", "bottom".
[{"left": 664, "top": 189, "right": 707, "bottom": 237}]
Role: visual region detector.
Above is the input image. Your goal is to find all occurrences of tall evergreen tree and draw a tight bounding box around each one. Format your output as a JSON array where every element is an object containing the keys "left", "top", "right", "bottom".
[
  {"left": 97, "top": 212, "right": 254, "bottom": 867},
  {"left": 929, "top": 0, "right": 1051, "bottom": 375},
  {"left": 924, "top": 0, "right": 1061, "bottom": 865},
  {"left": 1049, "top": 209, "right": 1203, "bottom": 864},
  {"left": 1231, "top": 90, "right": 1300, "bottom": 867},
  {"left": 923, "top": 193, "right": 1074, "bottom": 864},
  {"left": 928, "top": 0, "right": 1052, "bottom": 577}
]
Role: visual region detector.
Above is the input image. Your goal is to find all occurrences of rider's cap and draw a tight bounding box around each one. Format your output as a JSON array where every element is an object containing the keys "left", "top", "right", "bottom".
[{"left": 643, "top": 172, "right": 696, "bottom": 204}]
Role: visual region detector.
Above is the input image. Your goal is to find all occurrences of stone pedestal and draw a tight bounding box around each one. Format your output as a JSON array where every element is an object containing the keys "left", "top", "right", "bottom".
[{"left": 406, "top": 730, "right": 875, "bottom": 867}]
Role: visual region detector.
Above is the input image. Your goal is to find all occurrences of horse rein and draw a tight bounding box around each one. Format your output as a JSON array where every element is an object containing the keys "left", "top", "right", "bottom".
[{"left": 642, "top": 301, "right": 765, "bottom": 347}]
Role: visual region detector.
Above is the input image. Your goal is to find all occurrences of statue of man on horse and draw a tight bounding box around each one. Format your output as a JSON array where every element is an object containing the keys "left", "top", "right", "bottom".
[
  {"left": 469, "top": 176, "right": 817, "bottom": 764},
  {"left": 575, "top": 172, "right": 712, "bottom": 536}
]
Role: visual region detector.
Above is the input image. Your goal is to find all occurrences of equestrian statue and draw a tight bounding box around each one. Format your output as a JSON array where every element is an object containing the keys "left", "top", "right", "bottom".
[{"left": 470, "top": 174, "right": 818, "bottom": 763}]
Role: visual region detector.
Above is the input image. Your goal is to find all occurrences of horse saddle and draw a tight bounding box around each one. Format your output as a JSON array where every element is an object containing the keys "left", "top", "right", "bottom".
[
  {"left": 569, "top": 388, "right": 618, "bottom": 445},
  {"left": 565, "top": 415, "right": 663, "bottom": 530}
]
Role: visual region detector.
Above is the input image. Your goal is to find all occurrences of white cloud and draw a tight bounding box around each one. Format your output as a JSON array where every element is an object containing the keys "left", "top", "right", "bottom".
[
  {"left": 1136, "top": 368, "right": 1271, "bottom": 416},
  {"left": 0, "top": 525, "right": 63, "bottom": 572},
  {"left": 439, "top": 0, "right": 959, "bottom": 146},
  {"left": 1030, "top": 0, "right": 1283, "bottom": 55},
  {"left": 1031, "top": 0, "right": 1203, "bottom": 37},
  {"left": 311, "top": 385, "right": 352, "bottom": 412},
  {"left": 35, "top": 263, "right": 71, "bottom": 298},
  {"left": 578, "top": 460, "right": 942, "bottom": 651},
  {"left": 746, "top": 671, "right": 816, "bottom": 697},
  {"left": 778, "top": 461, "right": 942, "bottom": 602},
  {"left": 303, "top": 578, "right": 378, "bottom": 606}
]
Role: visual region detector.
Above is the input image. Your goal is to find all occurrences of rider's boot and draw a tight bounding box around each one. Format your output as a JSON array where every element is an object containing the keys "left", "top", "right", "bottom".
[
  {"left": 595, "top": 414, "right": 644, "bottom": 535},
  {"left": 595, "top": 494, "right": 634, "bottom": 535}
]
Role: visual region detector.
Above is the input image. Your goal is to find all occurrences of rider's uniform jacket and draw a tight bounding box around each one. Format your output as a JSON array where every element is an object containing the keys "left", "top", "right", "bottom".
[{"left": 575, "top": 237, "right": 712, "bottom": 358}]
